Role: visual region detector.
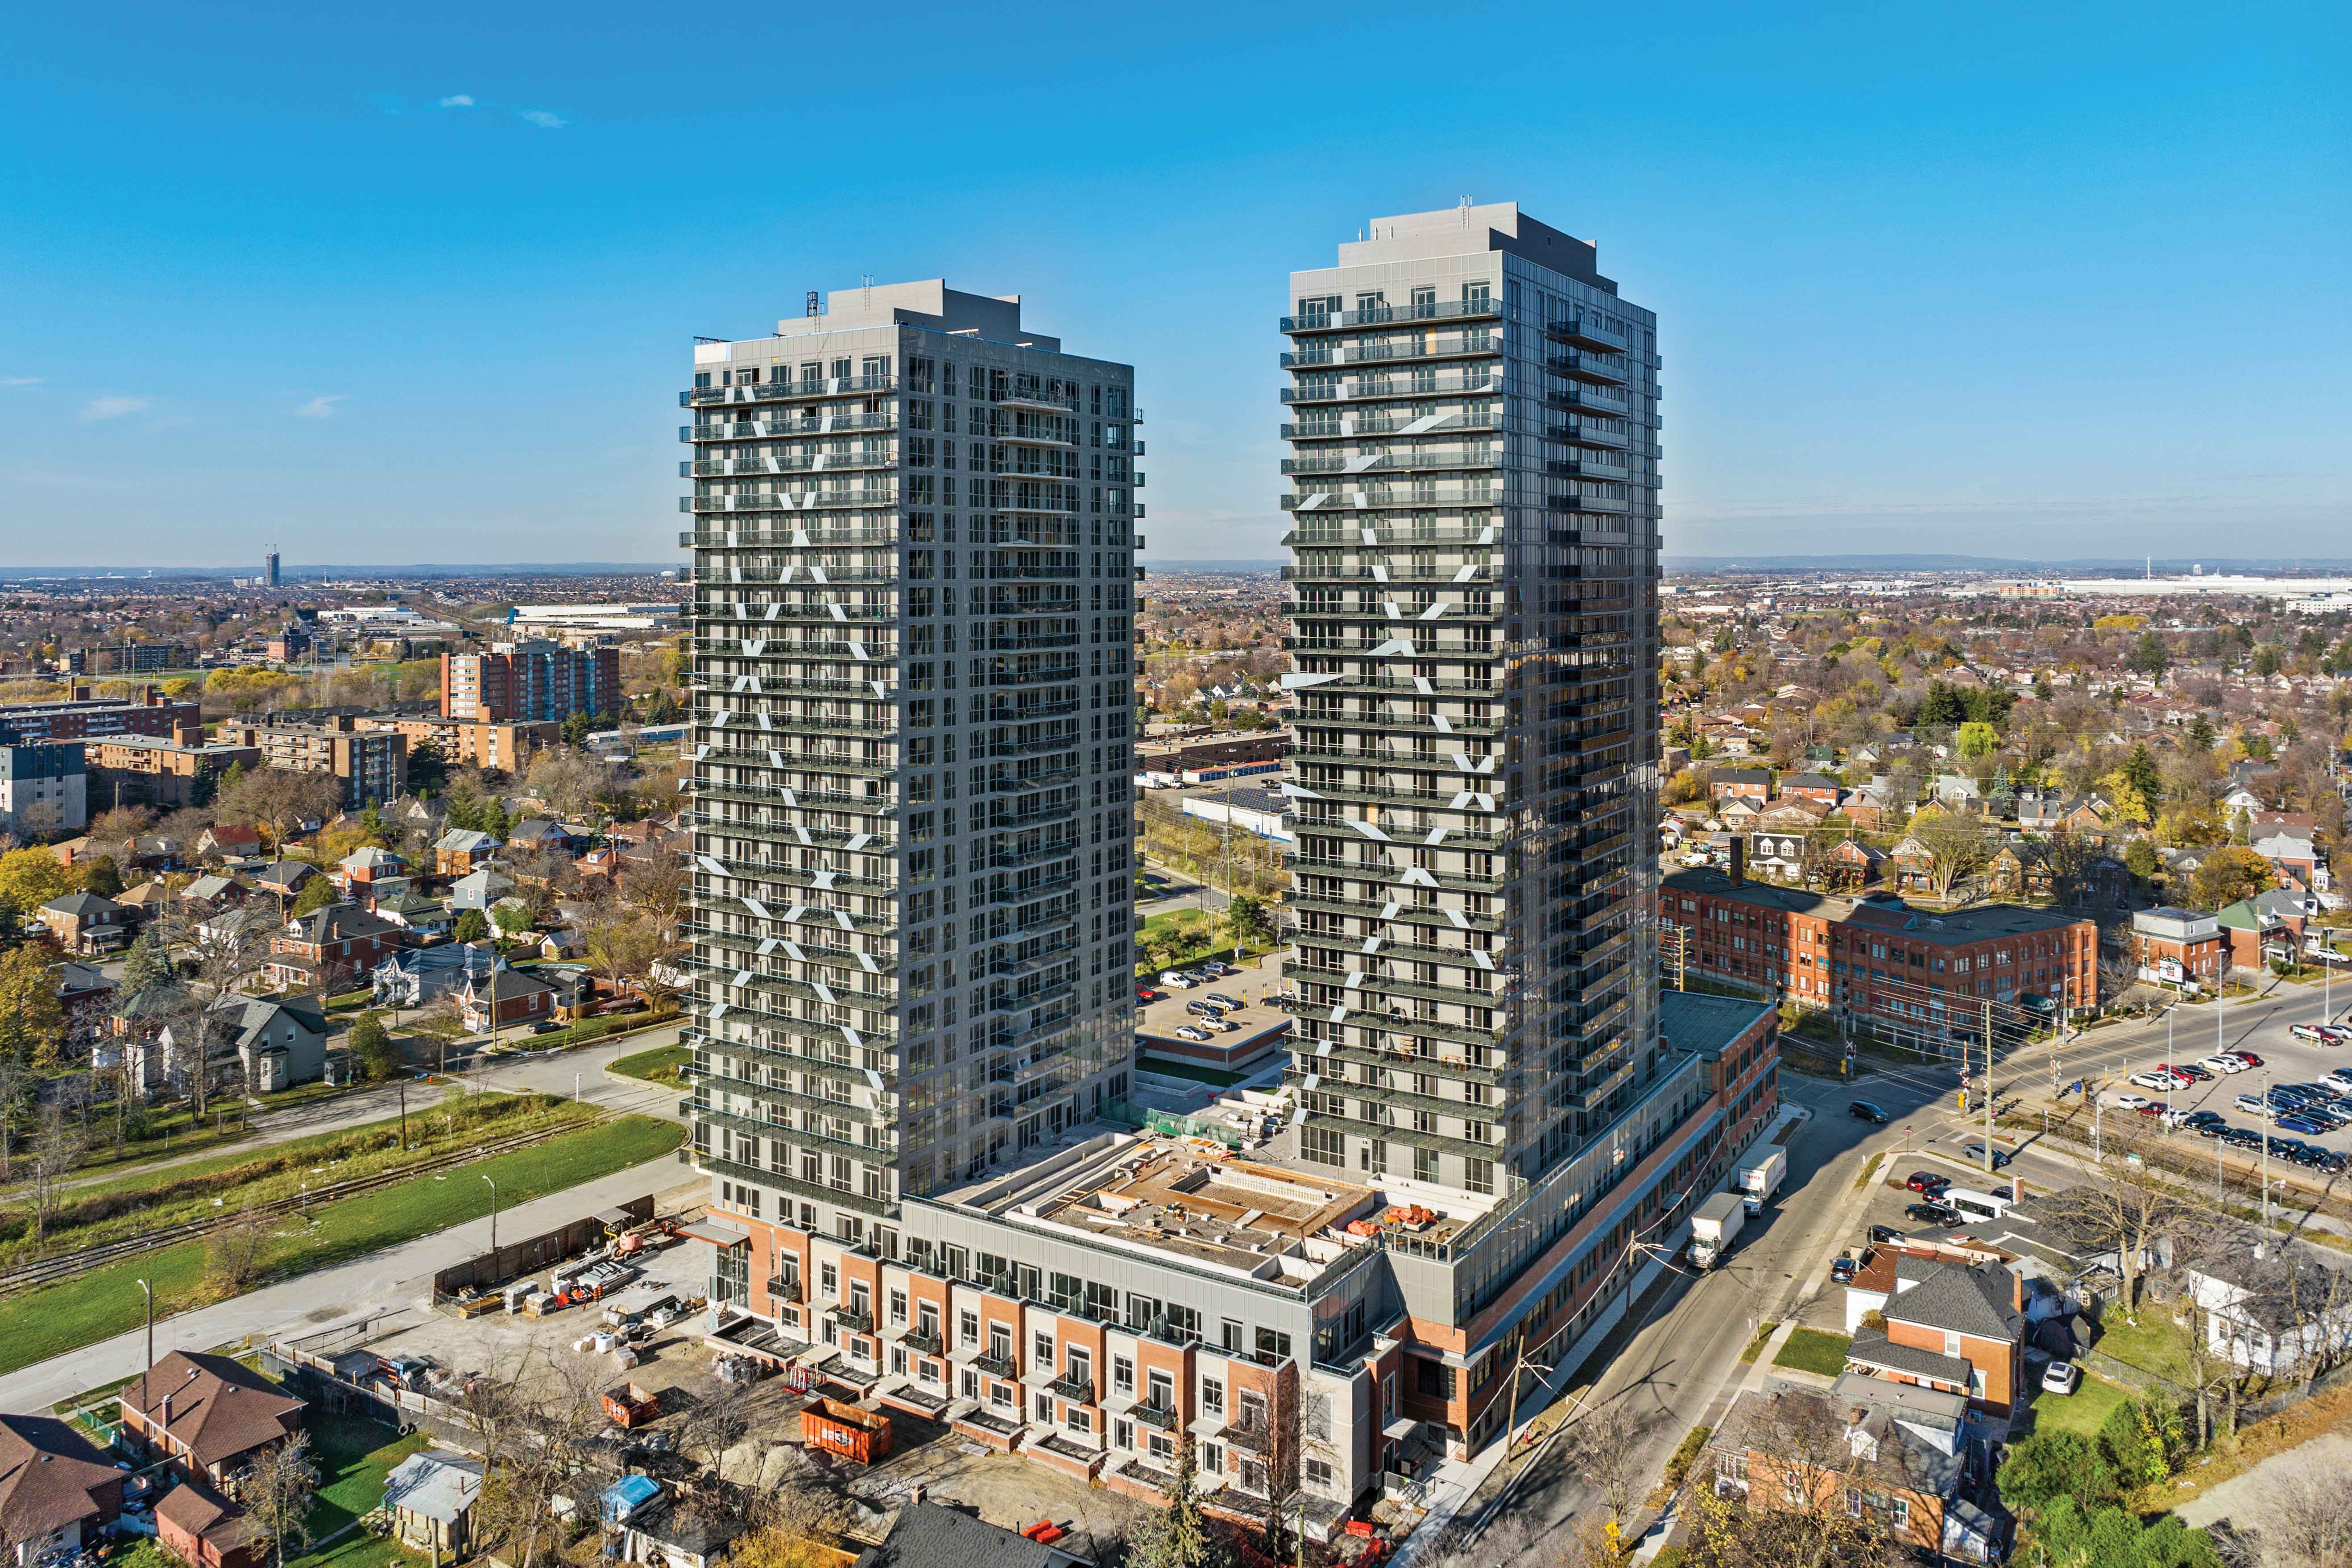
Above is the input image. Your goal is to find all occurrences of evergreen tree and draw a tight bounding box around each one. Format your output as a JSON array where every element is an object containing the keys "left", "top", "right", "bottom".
[
  {"left": 1129, "top": 1434, "right": 1223, "bottom": 1568},
  {"left": 2184, "top": 713, "right": 2216, "bottom": 751},
  {"left": 80, "top": 855, "right": 124, "bottom": 899},
  {"left": 453, "top": 908, "right": 491, "bottom": 944},
  {"left": 120, "top": 932, "right": 173, "bottom": 993},
  {"left": 2119, "top": 743, "right": 2164, "bottom": 808},
  {"left": 291, "top": 876, "right": 339, "bottom": 916}
]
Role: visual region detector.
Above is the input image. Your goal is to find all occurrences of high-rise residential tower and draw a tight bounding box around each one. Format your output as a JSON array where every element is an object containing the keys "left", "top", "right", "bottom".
[
  {"left": 1277, "top": 202, "right": 1666, "bottom": 1192},
  {"left": 678, "top": 281, "right": 1142, "bottom": 1297}
]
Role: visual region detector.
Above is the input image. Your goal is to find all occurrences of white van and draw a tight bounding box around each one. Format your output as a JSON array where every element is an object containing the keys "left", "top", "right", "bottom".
[{"left": 1941, "top": 1188, "right": 2013, "bottom": 1222}]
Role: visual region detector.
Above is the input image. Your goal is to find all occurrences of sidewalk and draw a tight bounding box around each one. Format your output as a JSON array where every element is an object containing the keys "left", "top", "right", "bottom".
[{"left": 0, "top": 1158, "right": 705, "bottom": 1414}]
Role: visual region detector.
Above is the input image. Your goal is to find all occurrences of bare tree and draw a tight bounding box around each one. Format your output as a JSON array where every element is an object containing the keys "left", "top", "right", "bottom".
[
  {"left": 1559, "top": 1396, "right": 1654, "bottom": 1551},
  {"left": 28, "top": 1101, "right": 85, "bottom": 1244},
  {"left": 203, "top": 1208, "right": 274, "bottom": 1295},
  {"left": 1911, "top": 808, "right": 1991, "bottom": 901},
  {"left": 2265, "top": 1460, "right": 2352, "bottom": 1568},
  {"left": 2036, "top": 1130, "right": 2196, "bottom": 1321},
  {"left": 215, "top": 768, "right": 343, "bottom": 858},
  {"left": 1687, "top": 1392, "right": 1890, "bottom": 1568},
  {"left": 237, "top": 1431, "right": 319, "bottom": 1568},
  {"left": 463, "top": 1350, "right": 613, "bottom": 1568}
]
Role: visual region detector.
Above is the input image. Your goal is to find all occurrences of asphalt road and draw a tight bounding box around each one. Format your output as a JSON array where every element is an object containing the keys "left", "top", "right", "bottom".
[{"left": 1472, "top": 1068, "right": 1938, "bottom": 1560}]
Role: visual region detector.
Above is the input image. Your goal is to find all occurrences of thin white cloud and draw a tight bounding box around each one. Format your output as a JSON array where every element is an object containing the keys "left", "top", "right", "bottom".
[
  {"left": 294, "top": 395, "right": 347, "bottom": 419},
  {"left": 514, "top": 108, "right": 566, "bottom": 129},
  {"left": 2, "top": 376, "right": 40, "bottom": 387},
  {"left": 438, "top": 94, "right": 475, "bottom": 107},
  {"left": 80, "top": 396, "right": 149, "bottom": 421}
]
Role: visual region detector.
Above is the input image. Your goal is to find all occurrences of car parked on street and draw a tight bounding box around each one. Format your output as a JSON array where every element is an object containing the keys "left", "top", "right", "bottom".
[{"left": 1961, "top": 1142, "right": 2014, "bottom": 1168}]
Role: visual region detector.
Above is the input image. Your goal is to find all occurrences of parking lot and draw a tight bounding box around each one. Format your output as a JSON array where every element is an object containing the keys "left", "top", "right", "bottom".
[
  {"left": 2079, "top": 998, "right": 2352, "bottom": 1168},
  {"left": 1134, "top": 951, "right": 1287, "bottom": 1048}
]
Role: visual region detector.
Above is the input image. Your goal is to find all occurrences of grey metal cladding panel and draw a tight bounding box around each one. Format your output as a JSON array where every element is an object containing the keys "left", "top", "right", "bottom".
[{"left": 907, "top": 1204, "right": 1321, "bottom": 1333}]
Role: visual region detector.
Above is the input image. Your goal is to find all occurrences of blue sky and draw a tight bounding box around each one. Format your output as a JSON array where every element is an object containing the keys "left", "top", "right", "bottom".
[{"left": 1, "top": 0, "right": 2344, "bottom": 568}]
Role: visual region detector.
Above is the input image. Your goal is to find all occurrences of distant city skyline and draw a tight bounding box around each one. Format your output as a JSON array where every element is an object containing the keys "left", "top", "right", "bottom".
[{"left": 1, "top": 1, "right": 2342, "bottom": 566}]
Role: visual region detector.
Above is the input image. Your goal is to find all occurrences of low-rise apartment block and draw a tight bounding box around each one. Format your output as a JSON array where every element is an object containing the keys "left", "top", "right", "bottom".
[
  {"left": 356, "top": 714, "right": 558, "bottom": 772},
  {"left": 85, "top": 734, "right": 259, "bottom": 811},
  {"left": 217, "top": 718, "right": 407, "bottom": 807},
  {"left": 1658, "top": 870, "right": 2097, "bottom": 1055},
  {"left": 0, "top": 688, "right": 199, "bottom": 745},
  {"left": 2129, "top": 906, "right": 2227, "bottom": 989}
]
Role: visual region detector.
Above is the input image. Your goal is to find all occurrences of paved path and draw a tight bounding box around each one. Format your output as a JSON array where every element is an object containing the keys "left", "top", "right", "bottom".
[
  {"left": 2174, "top": 1429, "right": 2352, "bottom": 1532},
  {"left": 0, "top": 1159, "right": 708, "bottom": 1414}
]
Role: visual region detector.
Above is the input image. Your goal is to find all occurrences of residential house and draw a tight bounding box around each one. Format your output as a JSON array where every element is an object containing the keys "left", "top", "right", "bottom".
[
  {"left": 154, "top": 1480, "right": 262, "bottom": 1568},
  {"left": 371, "top": 891, "right": 455, "bottom": 937},
  {"left": 1842, "top": 783, "right": 1898, "bottom": 833},
  {"left": 2252, "top": 830, "right": 2319, "bottom": 890},
  {"left": 1710, "top": 766, "right": 1772, "bottom": 804},
  {"left": 1817, "top": 838, "right": 1884, "bottom": 888},
  {"left": 1706, "top": 1378, "right": 1992, "bottom": 1564},
  {"left": 506, "top": 818, "right": 576, "bottom": 855},
  {"left": 252, "top": 861, "right": 318, "bottom": 900},
  {"left": 372, "top": 943, "right": 498, "bottom": 1009},
  {"left": 2056, "top": 797, "right": 2113, "bottom": 843},
  {"left": 180, "top": 873, "right": 248, "bottom": 915},
  {"left": 853, "top": 1500, "right": 1098, "bottom": 1568},
  {"left": 449, "top": 868, "right": 516, "bottom": 912},
  {"left": 1929, "top": 774, "right": 1981, "bottom": 812},
  {"left": 0, "top": 1413, "right": 126, "bottom": 1568},
  {"left": 1716, "top": 795, "right": 1765, "bottom": 831},
  {"left": 576, "top": 844, "right": 624, "bottom": 881},
  {"left": 1847, "top": 1256, "right": 2025, "bottom": 1419},
  {"left": 1777, "top": 772, "right": 1843, "bottom": 808},
  {"left": 36, "top": 890, "right": 132, "bottom": 955},
  {"left": 118, "top": 1351, "right": 306, "bottom": 1486},
  {"left": 193, "top": 902, "right": 278, "bottom": 957},
  {"left": 2015, "top": 792, "right": 2062, "bottom": 833},
  {"left": 265, "top": 903, "right": 404, "bottom": 992},
  {"left": 2177, "top": 1216, "right": 2352, "bottom": 1374},
  {"left": 432, "top": 829, "right": 501, "bottom": 878},
  {"left": 381, "top": 1452, "right": 484, "bottom": 1561},
  {"left": 1756, "top": 798, "right": 1832, "bottom": 833},
  {"left": 1886, "top": 835, "right": 1935, "bottom": 894},
  {"left": 54, "top": 960, "right": 115, "bottom": 1039},
  {"left": 455, "top": 965, "right": 560, "bottom": 1032},
  {"left": 337, "top": 845, "right": 408, "bottom": 897},
  {"left": 209, "top": 996, "right": 329, "bottom": 1092},
  {"left": 1986, "top": 840, "right": 2052, "bottom": 901},
  {"left": 602, "top": 1476, "right": 741, "bottom": 1568},
  {"left": 194, "top": 823, "right": 263, "bottom": 862}
]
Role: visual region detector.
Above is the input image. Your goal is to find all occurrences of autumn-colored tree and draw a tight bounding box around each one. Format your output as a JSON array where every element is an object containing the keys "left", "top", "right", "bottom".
[
  {"left": 0, "top": 846, "right": 75, "bottom": 917},
  {"left": 0, "top": 946, "right": 69, "bottom": 1070},
  {"left": 2191, "top": 846, "right": 2274, "bottom": 911}
]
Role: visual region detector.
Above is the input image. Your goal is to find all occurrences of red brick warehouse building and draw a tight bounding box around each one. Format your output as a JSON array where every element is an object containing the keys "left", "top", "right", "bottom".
[{"left": 1657, "top": 870, "right": 2098, "bottom": 1058}]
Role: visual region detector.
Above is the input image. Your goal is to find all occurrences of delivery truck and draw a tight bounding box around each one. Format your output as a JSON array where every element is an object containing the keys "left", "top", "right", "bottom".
[
  {"left": 1690, "top": 1191, "right": 1747, "bottom": 1270},
  {"left": 1736, "top": 1147, "right": 1787, "bottom": 1215}
]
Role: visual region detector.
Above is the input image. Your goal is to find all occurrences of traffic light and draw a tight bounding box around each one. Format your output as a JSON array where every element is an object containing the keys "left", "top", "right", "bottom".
[{"left": 1957, "top": 1090, "right": 1969, "bottom": 1113}]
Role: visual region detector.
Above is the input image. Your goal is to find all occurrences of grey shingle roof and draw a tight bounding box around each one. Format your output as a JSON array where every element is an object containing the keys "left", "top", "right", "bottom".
[
  {"left": 1881, "top": 1261, "right": 2021, "bottom": 1342},
  {"left": 853, "top": 1502, "right": 1066, "bottom": 1568},
  {"left": 1845, "top": 1328, "right": 1970, "bottom": 1388}
]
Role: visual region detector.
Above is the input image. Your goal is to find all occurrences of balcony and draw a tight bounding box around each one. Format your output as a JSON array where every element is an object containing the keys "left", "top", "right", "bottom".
[
  {"left": 972, "top": 1352, "right": 1018, "bottom": 1378},
  {"left": 1282, "top": 296, "right": 1501, "bottom": 334},
  {"left": 683, "top": 527, "right": 900, "bottom": 549},
  {"left": 1048, "top": 1373, "right": 1096, "bottom": 1404},
  {"left": 689, "top": 489, "right": 899, "bottom": 513},
  {"left": 1284, "top": 487, "right": 1500, "bottom": 513},
  {"left": 1132, "top": 1402, "right": 1180, "bottom": 1431},
  {"left": 687, "top": 412, "right": 898, "bottom": 441},
  {"left": 1547, "top": 315, "right": 1631, "bottom": 354},
  {"left": 1282, "top": 451, "right": 1500, "bottom": 477},
  {"left": 691, "top": 452, "right": 896, "bottom": 478},
  {"left": 1546, "top": 351, "right": 1629, "bottom": 387},
  {"left": 1283, "top": 372, "right": 1498, "bottom": 405},
  {"left": 1547, "top": 455, "right": 1631, "bottom": 480},
  {"left": 683, "top": 373, "right": 896, "bottom": 407},
  {"left": 1544, "top": 385, "right": 1627, "bottom": 417},
  {"left": 766, "top": 1276, "right": 804, "bottom": 1303},
  {"left": 1547, "top": 419, "right": 1630, "bottom": 450},
  {"left": 1284, "top": 410, "right": 1501, "bottom": 441}
]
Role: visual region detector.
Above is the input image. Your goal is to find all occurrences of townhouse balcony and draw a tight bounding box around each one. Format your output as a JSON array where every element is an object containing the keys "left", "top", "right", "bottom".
[
  {"left": 1281, "top": 296, "right": 1502, "bottom": 334},
  {"left": 1546, "top": 351, "right": 1629, "bottom": 386},
  {"left": 1132, "top": 1403, "right": 1180, "bottom": 1431},
  {"left": 682, "top": 373, "right": 896, "bottom": 406},
  {"left": 972, "top": 1352, "right": 1018, "bottom": 1379},
  {"left": 1547, "top": 315, "right": 1631, "bottom": 354},
  {"left": 903, "top": 1330, "right": 944, "bottom": 1356},
  {"left": 1048, "top": 1373, "right": 1096, "bottom": 1404},
  {"left": 829, "top": 1305, "right": 874, "bottom": 1334},
  {"left": 766, "top": 1276, "right": 804, "bottom": 1304}
]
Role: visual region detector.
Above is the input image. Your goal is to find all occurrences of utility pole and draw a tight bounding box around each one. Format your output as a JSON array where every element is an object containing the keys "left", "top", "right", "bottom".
[
  {"left": 482, "top": 1174, "right": 500, "bottom": 1254},
  {"left": 2261, "top": 1070, "right": 2271, "bottom": 1229},
  {"left": 139, "top": 1278, "right": 153, "bottom": 1372},
  {"left": 1982, "top": 1001, "right": 1995, "bottom": 1178}
]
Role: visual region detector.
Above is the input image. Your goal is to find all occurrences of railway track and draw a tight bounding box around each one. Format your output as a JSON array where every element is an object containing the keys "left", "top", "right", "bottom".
[{"left": 0, "top": 1111, "right": 616, "bottom": 1296}]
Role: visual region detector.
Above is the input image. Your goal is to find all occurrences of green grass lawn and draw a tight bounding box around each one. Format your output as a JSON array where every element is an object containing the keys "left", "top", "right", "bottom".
[
  {"left": 301, "top": 1415, "right": 428, "bottom": 1547},
  {"left": 2028, "top": 1371, "right": 2132, "bottom": 1438},
  {"left": 1773, "top": 1328, "right": 1855, "bottom": 1377},
  {"left": 610, "top": 1043, "right": 690, "bottom": 1084},
  {"left": 0, "top": 1113, "right": 684, "bottom": 1378},
  {"left": 2091, "top": 1311, "right": 2193, "bottom": 1382}
]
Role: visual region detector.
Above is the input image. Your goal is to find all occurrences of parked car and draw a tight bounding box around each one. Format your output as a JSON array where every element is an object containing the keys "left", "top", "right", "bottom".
[
  {"left": 2201, "top": 1053, "right": 2251, "bottom": 1075},
  {"left": 2291, "top": 1024, "right": 2332, "bottom": 1044},
  {"left": 2106, "top": 1092, "right": 2154, "bottom": 1111},
  {"left": 1159, "top": 972, "right": 1197, "bottom": 989},
  {"left": 2041, "top": 1361, "right": 2083, "bottom": 1395},
  {"left": 2231, "top": 1051, "right": 2266, "bottom": 1067},
  {"left": 2172, "top": 1062, "right": 2215, "bottom": 1082},
  {"left": 2223, "top": 1127, "right": 2267, "bottom": 1149},
  {"left": 2165, "top": 1109, "right": 2225, "bottom": 1131},
  {"left": 1205, "top": 992, "right": 1242, "bottom": 1009},
  {"left": 2277, "top": 1114, "right": 2328, "bottom": 1136},
  {"left": 2234, "top": 1093, "right": 2277, "bottom": 1118},
  {"left": 1848, "top": 1100, "right": 1890, "bottom": 1123},
  {"left": 1830, "top": 1254, "right": 1858, "bottom": 1283},
  {"left": 1905, "top": 1201, "right": 1962, "bottom": 1225},
  {"left": 1185, "top": 1000, "right": 1219, "bottom": 1016},
  {"left": 1174, "top": 1025, "right": 1211, "bottom": 1043},
  {"left": 1199, "top": 1017, "right": 1238, "bottom": 1034},
  {"left": 2128, "top": 1070, "right": 2180, "bottom": 1091},
  {"left": 1905, "top": 1171, "right": 1950, "bottom": 1194},
  {"left": 2195, "top": 1119, "right": 2234, "bottom": 1139},
  {"left": 1866, "top": 1224, "right": 1904, "bottom": 1245},
  {"left": 1135, "top": 988, "right": 1161, "bottom": 1003},
  {"left": 1959, "top": 1142, "right": 2014, "bottom": 1169}
]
